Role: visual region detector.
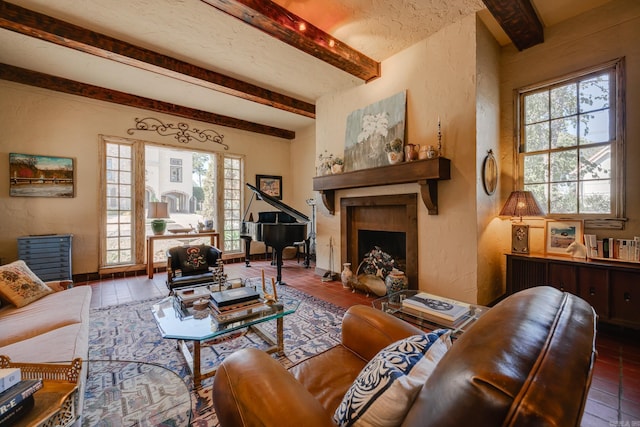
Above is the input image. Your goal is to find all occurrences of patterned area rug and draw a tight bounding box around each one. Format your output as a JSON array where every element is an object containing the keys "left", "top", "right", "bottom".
[{"left": 84, "top": 280, "right": 345, "bottom": 426}]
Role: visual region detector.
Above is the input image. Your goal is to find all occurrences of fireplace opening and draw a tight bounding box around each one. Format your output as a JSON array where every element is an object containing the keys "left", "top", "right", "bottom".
[
  {"left": 357, "top": 230, "right": 406, "bottom": 274},
  {"left": 341, "top": 194, "right": 418, "bottom": 289}
]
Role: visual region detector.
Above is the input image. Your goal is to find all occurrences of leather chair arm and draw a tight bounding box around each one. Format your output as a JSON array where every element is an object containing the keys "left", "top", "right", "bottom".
[
  {"left": 341, "top": 305, "right": 423, "bottom": 361},
  {"left": 213, "top": 348, "right": 335, "bottom": 427}
]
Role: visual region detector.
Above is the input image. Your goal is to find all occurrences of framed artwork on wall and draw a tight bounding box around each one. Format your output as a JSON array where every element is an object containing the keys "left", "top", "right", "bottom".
[
  {"left": 545, "top": 220, "right": 583, "bottom": 256},
  {"left": 9, "top": 153, "right": 75, "bottom": 198},
  {"left": 256, "top": 174, "right": 282, "bottom": 200}
]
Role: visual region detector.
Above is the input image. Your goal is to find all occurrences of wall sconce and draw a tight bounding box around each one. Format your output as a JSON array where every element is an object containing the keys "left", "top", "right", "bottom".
[
  {"left": 148, "top": 201, "right": 169, "bottom": 235},
  {"left": 499, "top": 191, "right": 543, "bottom": 254}
]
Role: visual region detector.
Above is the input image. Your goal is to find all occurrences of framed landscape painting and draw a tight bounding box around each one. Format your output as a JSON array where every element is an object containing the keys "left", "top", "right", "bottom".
[
  {"left": 256, "top": 174, "right": 282, "bottom": 200},
  {"left": 9, "top": 153, "right": 75, "bottom": 198},
  {"left": 545, "top": 220, "right": 583, "bottom": 256}
]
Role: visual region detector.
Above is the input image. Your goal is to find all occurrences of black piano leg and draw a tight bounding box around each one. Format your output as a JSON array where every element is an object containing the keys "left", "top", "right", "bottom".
[
  {"left": 274, "top": 248, "right": 285, "bottom": 285},
  {"left": 303, "top": 239, "right": 311, "bottom": 268},
  {"left": 241, "top": 237, "right": 252, "bottom": 267}
]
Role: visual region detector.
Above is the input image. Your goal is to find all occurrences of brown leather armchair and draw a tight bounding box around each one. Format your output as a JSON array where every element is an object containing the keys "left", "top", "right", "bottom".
[
  {"left": 212, "top": 286, "right": 597, "bottom": 427},
  {"left": 165, "top": 244, "right": 222, "bottom": 293}
]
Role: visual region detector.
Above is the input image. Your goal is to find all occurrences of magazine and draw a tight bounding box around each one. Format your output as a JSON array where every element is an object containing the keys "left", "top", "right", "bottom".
[{"left": 401, "top": 292, "right": 470, "bottom": 322}]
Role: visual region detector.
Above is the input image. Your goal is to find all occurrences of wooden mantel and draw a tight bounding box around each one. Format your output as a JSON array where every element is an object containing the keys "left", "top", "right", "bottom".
[{"left": 312, "top": 157, "right": 451, "bottom": 215}]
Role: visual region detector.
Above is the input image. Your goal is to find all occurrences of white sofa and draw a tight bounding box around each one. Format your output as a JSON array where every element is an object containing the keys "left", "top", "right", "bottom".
[{"left": 0, "top": 282, "right": 92, "bottom": 421}]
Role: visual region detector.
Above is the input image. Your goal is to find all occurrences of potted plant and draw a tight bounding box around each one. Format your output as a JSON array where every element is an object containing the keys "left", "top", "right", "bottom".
[
  {"left": 384, "top": 138, "right": 404, "bottom": 164},
  {"left": 331, "top": 156, "right": 344, "bottom": 174},
  {"left": 318, "top": 151, "right": 343, "bottom": 175}
]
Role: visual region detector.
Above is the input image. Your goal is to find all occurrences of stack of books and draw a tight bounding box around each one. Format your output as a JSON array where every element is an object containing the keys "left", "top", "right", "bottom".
[
  {"left": 175, "top": 286, "right": 212, "bottom": 309},
  {"left": 401, "top": 292, "right": 470, "bottom": 327},
  {"left": 0, "top": 368, "right": 43, "bottom": 426},
  {"left": 210, "top": 287, "right": 268, "bottom": 323}
]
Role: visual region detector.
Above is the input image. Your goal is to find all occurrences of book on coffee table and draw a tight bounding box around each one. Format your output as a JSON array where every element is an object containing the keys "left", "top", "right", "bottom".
[
  {"left": 210, "top": 287, "right": 260, "bottom": 309},
  {"left": 401, "top": 292, "right": 470, "bottom": 323}
]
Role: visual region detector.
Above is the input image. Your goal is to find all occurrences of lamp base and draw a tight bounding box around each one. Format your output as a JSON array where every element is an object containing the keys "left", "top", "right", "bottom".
[
  {"left": 151, "top": 219, "right": 167, "bottom": 235},
  {"left": 511, "top": 223, "right": 530, "bottom": 254}
]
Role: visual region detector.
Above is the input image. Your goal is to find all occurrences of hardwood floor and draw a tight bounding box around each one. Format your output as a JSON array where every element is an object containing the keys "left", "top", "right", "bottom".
[{"left": 81, "top": 258, "right": 639, "bottom": 426}]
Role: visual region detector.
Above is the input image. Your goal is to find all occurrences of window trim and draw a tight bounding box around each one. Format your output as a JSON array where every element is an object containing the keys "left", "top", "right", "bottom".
[{"left": 514, "top": 57, "right": 626, "bottom": 221}]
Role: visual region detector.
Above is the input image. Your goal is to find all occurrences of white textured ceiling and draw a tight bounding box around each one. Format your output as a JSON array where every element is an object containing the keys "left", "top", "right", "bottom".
[{"left": 0, "top": 0, "right": 614, "bottom": 137}]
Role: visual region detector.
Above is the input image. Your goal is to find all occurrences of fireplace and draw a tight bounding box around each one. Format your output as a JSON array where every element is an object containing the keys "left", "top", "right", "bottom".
[{"left": 340, "top": 194, "right": 418, "bottom": 289}]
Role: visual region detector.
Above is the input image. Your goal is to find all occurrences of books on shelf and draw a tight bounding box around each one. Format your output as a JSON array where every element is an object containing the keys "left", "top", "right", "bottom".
[
  {"left": 0, "top": 379, "right": 43, "bottom": 423},
  {"left": 401, "top": 292, "right": 470, "bottom": 324},
  {"left": 0, "top": 368, "right": 20, "bottom": 394},
  {"left": 584, "top": 234, "right": 640, "bottom": 263},
  {"left": 210, "top": 287, "right": 260, "bottom": 309}
]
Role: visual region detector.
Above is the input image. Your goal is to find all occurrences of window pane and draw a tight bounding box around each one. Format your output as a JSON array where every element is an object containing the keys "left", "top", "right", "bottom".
[
  {"left": 523, "top": 154, "right": 548, "bottom": 184},
  {"left": 580, "top": 146, "right": 611, "bottom": 180},
  {"left": 551, "top": 83, "right": 577, "bottom": 118},
  {"left": 106, "top": 143, "right": 119, "bottom": 156},
  {"left": 550, "top": 150, "right": 577, "bottom": 182},
  {"left": 579, "top": 74, "right": 609, "bottom": 113},
  {"left": 524, "top": 122, "right": 549, "bottom": 152},
  {"left": 524, "top": 183, "right": 548, "bottom": 213},
  {"left": 580, "top": 180, "right": 611, "bottom": 213},
  {"left": 579, "top": 110, "right": 610, "bottom": 144},
  {"left": 551, "top": 117, "right": 577, "bottom": 149},
  {"left": 550, "top": 182, "right": 577, "bottom": 214},
  {"left": 524, "top": 91, "right": 549, "bottom": 124}
]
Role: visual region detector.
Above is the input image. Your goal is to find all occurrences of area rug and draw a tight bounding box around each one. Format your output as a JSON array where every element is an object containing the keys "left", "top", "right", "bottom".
[{"left": 83, "top": 281, "right": 345, "bottom": 426}]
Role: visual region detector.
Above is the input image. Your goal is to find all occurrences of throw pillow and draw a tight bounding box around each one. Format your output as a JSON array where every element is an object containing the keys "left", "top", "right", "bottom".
[
  {"left": 0, "top": 260, "right": 53, "bottom": 308},
  {"left": 178, "top": 246, "right": 208, "bottom": 274},
  {"left": 334, "top": 329, "right": 452, "bottom": 427}
]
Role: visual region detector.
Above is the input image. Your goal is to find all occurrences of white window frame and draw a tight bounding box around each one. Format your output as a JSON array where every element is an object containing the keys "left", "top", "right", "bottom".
[{"left": 515, "top": 58, "right": 625, "bottom": 225}]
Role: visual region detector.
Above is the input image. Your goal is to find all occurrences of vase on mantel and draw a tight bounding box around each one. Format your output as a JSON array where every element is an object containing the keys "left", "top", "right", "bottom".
[
  {"left": 387, "top": 151, "right": 403, "bottom": 164},
  {"left": 341, "top": 263, "right": 353, "bottom": 289}
]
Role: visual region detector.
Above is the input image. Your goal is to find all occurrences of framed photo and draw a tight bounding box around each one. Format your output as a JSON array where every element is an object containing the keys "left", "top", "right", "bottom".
[
  {"left": 256, "top": 174, "right": 282, "bottom": 200},
  {"left": 545, "top": 220, "right": 583, "bottom": 256},
  {"left": 9, "top": 153, "right": 75, "bottom": 198}
]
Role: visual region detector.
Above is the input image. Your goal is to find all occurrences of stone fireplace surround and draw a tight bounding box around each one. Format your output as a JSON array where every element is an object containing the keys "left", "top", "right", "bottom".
[{"left": 340, "top": 194, "right": 418, "bottom": 289}]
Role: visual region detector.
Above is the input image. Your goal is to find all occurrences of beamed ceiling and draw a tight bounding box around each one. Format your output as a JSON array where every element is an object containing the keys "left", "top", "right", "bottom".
[{"left": 0, "top": 0, "right": 614, "bottom": 139}]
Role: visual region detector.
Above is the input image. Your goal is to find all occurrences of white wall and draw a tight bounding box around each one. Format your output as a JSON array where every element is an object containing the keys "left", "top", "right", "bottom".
[
  {"left": 0, "top": 82, "right": 293, "bottom": 273},
  {"left": 314, "top": 15, "right": 497, "bottom": 304}
]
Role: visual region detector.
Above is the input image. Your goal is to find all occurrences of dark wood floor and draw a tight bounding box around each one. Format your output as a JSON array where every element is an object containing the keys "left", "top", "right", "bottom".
[{"left": 81, "top": 258, "right": 639, "bottom": 426}]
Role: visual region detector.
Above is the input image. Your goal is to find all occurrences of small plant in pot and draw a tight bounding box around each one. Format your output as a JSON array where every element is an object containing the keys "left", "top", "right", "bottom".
[
  {"left": 331, "top": 156, "right": 344, "bottom": 174},
  {"left": 384, "top": 138, "right": 404, "bottom": 164}
]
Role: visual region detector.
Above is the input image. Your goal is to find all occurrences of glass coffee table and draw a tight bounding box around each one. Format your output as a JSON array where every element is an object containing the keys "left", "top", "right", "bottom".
[
  {"left": 152, "top": 292, "right": 300, "bottom": 387},
  {"left": 372, "top": 290, "right": 489, "bottom": 337}
]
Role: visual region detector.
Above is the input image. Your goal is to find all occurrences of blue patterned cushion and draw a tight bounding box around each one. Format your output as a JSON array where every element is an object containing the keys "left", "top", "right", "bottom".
[{"left": 334, "top": 329, "right": 452, "bottom": 427}]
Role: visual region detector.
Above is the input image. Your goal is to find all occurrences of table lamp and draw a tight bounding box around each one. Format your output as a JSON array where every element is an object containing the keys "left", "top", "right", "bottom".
[
  {"left": 148, "top": 201, "right": 169, "bottom": 235},
  {"left": 499, "top": 191, "right": 543, "bottom": 254}
]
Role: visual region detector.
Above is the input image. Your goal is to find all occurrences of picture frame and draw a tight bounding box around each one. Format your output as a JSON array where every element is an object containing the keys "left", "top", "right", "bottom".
[
  {"left": 9, "top": 153, "right": 75, "bottom": 198},
  {"left": 482, "top": 149, "right": 497, "bottom": 196},
  {"left": 256, "top": 174, "right": 282, "bottom": 200},
  {"left": 545, "top": 220, "right": 583, "bottom": 256}
]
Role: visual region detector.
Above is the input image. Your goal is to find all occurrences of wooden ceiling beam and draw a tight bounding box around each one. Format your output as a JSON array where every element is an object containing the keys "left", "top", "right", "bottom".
[
  {"left": 200, "top": 0, "right": 380, "bottom": 82},
  {"left": 482, "top": 0, "right": 544, "bottom": 50},
  {"left": 0, "top": 63, "right": 295, "bottom": 140},
  {"left": 0, "top": 0, "right": 315, "bottom": 119}
]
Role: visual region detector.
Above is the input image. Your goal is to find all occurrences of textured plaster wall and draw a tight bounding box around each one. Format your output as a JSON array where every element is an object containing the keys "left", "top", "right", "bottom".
[
  {"left": 0, "top": 81, "right": 293, "bottom": 274},
  {"left": 315, "top": 15, "right": 487, "bottom": 304},
  {"left": 499, "top": 0, "right": 640, "bottom": 252}
]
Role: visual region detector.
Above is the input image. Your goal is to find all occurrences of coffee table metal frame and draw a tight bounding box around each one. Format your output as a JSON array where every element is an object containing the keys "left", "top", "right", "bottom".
[
  {"left": 372, "top": 290, "right": 489, "bottom": 337},
  {"left": 152, "top": 294, "right": 299, "bottom": 387}
]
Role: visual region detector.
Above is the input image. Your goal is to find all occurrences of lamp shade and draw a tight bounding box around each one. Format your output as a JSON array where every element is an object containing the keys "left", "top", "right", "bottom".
[
  {"left": 147, "top": 201, "right": 169, "bottom": 219},
  {"left": 499, "top": 191, "right": 543, "bottom": 221}
]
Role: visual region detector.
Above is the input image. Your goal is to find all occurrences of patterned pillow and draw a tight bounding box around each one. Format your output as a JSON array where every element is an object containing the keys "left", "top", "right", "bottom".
[
  {"left": 334, "top": 329, "right": 452, "bottom": 427},
  {"left": 177, "top": 246, "right": 208, "bottom": 274},
  {"left": 0, "top": 260, "right": 53, "bottom": 307}
]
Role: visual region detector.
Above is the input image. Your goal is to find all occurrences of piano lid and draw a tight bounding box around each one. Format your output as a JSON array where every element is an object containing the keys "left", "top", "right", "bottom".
[{"left": 246, "top": 183, "right": 309, "bottom": 223}]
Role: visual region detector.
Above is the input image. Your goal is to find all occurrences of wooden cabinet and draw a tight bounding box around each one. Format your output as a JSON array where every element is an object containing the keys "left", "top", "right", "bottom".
[
  {"left": 506, "top": 254, "right": 640, "bottom": 329},
  {"left": 17, "top": 234, "right": 73, "bottom": 281}
]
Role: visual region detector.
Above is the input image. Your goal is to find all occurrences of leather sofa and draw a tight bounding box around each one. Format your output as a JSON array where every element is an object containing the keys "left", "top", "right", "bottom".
[
  {"left": 166, "top": 244, "right": 222, "bottom": 292},
  {"left": 212, "top": 286, "right": 597, "bottom": 426}
]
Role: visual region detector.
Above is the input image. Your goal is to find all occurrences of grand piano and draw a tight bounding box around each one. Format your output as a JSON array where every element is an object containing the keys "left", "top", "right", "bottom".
[{"left": 241, "top": 183, "right": 310, "bottom": 285}]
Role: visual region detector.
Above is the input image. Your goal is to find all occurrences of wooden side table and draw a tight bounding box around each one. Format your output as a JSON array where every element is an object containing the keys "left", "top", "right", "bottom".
[
  {"left": 0, "top": 356, "right": 82, "bottom": 427},
  {"left": 146, "top": 232, "right": 220, "bottom": 278}
]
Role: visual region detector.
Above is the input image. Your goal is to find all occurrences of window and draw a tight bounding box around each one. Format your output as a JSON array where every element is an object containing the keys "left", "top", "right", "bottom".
[
  {"left": 517, "top": 59, "right": 624, "bottom": 219},
  {"left": 102, "top": 139, "right": 135, "bottom": 266},
  {"left": 169, "top": 158, "right": 183, "bottom": 182},
  {"left": 100, "top": 137, "right": 244, "bottom": 270}
]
